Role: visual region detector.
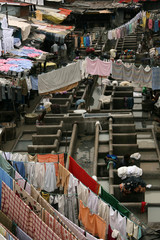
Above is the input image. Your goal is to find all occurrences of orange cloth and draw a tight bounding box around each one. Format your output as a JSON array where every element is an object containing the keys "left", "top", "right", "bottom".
[
  {"left": 57, "top": 163, "right": 70, "bottom": 194},
  {"left": 79, "top": 200, "right": 106, "bottom": 240},
  {"left": 80, "top": 37, "right": 84, "bottom": 48},
  {"left": 37, "top": 153, "right": 64, "bottom": 176}
]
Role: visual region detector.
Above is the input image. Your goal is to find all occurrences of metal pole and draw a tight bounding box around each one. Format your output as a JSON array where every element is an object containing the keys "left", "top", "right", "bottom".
[{"left": 5, "top": 3, "right": 8, "bottom": 25}]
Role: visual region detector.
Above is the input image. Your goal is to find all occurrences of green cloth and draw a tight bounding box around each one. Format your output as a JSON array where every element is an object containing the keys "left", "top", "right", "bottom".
[
  {"left": 0, "top": 210, "right": 12, "bottom": 231},
  {"left": 101, "top": 187, "right": 130, "bottom": 218},
  {"left": 0, "top": 154, "right": 15, "bottom": 179}
]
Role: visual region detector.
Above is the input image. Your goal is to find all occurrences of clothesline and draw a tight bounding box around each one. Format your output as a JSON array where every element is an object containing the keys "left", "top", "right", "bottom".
[
  {"left": 70, "top": 168, "right": 145, "bottom": 231},
  {"left": 67, "top": 157, "right": 147, "bottom": 238}
]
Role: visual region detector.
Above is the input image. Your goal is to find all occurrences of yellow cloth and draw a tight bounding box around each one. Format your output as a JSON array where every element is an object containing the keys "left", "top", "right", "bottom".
[
  {"left": 146, "top": 12, "right": 150, "bottom": 19},
  {"left": 36, "top": 10, "right": 43, "bottom": 21},
  {"left": 41, "top": 192, "right": 50, "bottom": 202},
  {"left": 57, "top": 163, "right": 70, "bottom": 194},
  {"left": 43, "top": 12, "right": 66, "bottom": 24},
  {"left": 142, "top": 17, "right": 146, "bottom": 29}
]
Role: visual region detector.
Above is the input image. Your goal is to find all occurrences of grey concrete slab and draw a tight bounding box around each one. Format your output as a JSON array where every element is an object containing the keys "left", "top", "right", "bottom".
[
  {"left": 145, "top": 191, "right": 160, "bottom": 203},
  {"left": 140, "top": 162, "right": 159, "bottom": 171},
  {"left": 148, "top": 207, "right": 160, "bottom": 223},
  {"left": 99, "top": 144, "right": 109, "bottom": 153},
  {"left": 137, "top": 139, "right": 156, "bottom": 149}
]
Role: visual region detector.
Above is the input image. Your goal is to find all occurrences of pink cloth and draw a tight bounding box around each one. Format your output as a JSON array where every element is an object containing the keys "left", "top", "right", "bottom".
[
  {"left": 86, "top": 58, "right": 112, "bottom": 76},
  {"left": 148, "top": 19, "right": 153, "bottom": 29},
  {"left": 0, "top": 64, "right": 17, "bottom": 72},
  {"left": 15, "top": 171, "right": 31, "bottom": 195},
  {"left": 28, "top": 53, "right": 40, "bottom": 58},
  {"left": 23, "top": 46, "right": 43, "bottom": 53}
]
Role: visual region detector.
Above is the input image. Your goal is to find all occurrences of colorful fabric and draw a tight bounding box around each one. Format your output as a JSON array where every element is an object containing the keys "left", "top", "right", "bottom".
[
  {"left": 1, "top": 182, "right": 30, "bottom": 234},
  {"left": 0, "top": 154, "right": 15, "bottom": 179},
  {"left": 0, "top": 167, "right": 13, "bottom": 209},
  {"left": 0, "top": 223, "right": 18, "bottom": 240},
  {"left": 0, "top": 210, "right": 12, "bottom": 232},
  {"left": 101, "top": 187, "right": 129, "bottom": 217},
  {"left": 16, "top": 226, "right": 32, "bottom": 240},
  {"left": 14, "top": 181, "right": 42, "bottom": 219},
  {"left": 45, "top": 210, "right": 77, "bottom": 240},
  {"left": 69, "top": 156, "right": 100, "bottom": 195},
  {"left": 86, "top": 58, "right": 112, "bottom": 77},
  {"left": 79, "top": 200, "right": 106, "bottom": 240},
  {"left": 37, "top": 153, "right": 64, "bottom": 176},
  {"left": 28, "top": 211, "right": 61, "bottom": 240},
  {"left": 15, "top": 171, "right": 31, "bottom": 195},
  {"left": 13, "top": 161, "right": 25, "bottom": 178},
  {"left": 108, "top": 225, "right": 116, "bottom": 240}
]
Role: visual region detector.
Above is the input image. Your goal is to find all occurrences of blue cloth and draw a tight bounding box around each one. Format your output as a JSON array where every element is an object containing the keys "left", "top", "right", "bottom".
[
  {"left": 11, "top": 48, "right": 42, "bottom": 57},
  {"left": 152, "top": 67, "right": 160, "bottom": 90},
  {"left": 154, "top": 20, "right": 159, "bottom": 32},
  {"left": 30, "top": 75, "right": 38, "bottom": 90},
  {"left": 86, "top": 36, "right": 90, "bottom": 47},
  {"left": 75, "top": 99, "right": 85, "bottom": 108},
  {"left": 16, "top": 226, "right": 33, "bottom": 240},
  {"left": 13, "top": 161, "right": 25, "bottom": 178},
  {"left": 8, "top": 59, "right": 33, "bottom": 71},
  {"left": 0, "top": 167, "right": 13, "bottom": 209},
  {"left": 157, "top": 47, "right": 160, "bottom": 55}
]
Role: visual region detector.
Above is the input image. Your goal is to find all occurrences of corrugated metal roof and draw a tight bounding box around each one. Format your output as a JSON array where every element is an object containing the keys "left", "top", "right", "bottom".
[{"left": 65, "top": 0, "right": 141, "bottom": 10}]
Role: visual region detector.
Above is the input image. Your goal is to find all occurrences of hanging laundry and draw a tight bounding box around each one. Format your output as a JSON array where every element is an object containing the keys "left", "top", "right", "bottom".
[
  {"left": 86, "top": 57, "right": 112, "bottom": 77},
  {"left": 1, "top": 182, "right": 30, "bottom": 234},
  {"left": 122, "top": 64, "right": 133, "bottom": 82},
  {"left": 112, "top": 62, "right": 123, "bottom": 80},
  {"left": 15, "top": 171, "right": 31, "bottom": 195},
  {"left": 0, "top": 154, "right": 15, "bottom": 179},
  {"left": 148, "top": 19, "right": 153, "bottom": 30},
  {"left": 28, "top": 211, "right": 61, "bottom": 240},
  {"left": 87, "top": 190, "right": 99, "bottom": 214},
  {"left": 16, "top": 226, "right": 32, "bottom": 240},
  {"left": 45, "top": 210, "right": 77, "bottom": 240},
  {"left": 98, "top": 198, "right": 110, "bottom": 230},
  {"left": 152, "top": 67, "right": 160, "bottom": 90},
  {"left": 44, "top": 163, "right": 57, "bottom": 192},
  {"left": 69, "top": 156, "right": 100, "bottom": 194},
  {"left": 14, "top": 181, "right": 43, "bottom": 219},
  {"left": 110, "top": 207, "right": 118, "bottom": 230},
  {"left": 57, "top": 163, "right": 70, "bottom": 194},
  {"left": 68, "top": 173, "right": 78, "bottom": 196},
  {"left": 79, "top": 200, "right": 107, "bottom": 240},
  {"left": 154, "top": 20, "right": 159, "bottom": 32},
  {"left": 37, "top": 153, "right": 64, "bottom": 176},
  {"left": 0, "top": 167, "right": 13, "bottom": 209},
  {"left": 126, "top": 218, "right": 134, "bottom": 237},
  {"left": 101, "top": 187, "right": 130, "bottom": 217},
  {"left": 13, "top": 161, "right": 25, "bottom": 178},
  {"left": 117, "top": 212, "right": 126, "bottom": 240},
  {"left": 77, "top": 182, "right": 89, "bottom": 206},
  {"left": 64, "top": 195, "right": 78, "bottom": 225}
]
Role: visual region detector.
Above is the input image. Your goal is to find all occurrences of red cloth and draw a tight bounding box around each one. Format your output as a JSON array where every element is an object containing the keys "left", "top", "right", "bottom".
[
  {"left": 141, "top": 202, "right": 146, "bottom": 213},
  {"left": 28, "top": 211, "right": 61, "bottom": 240},
  {"left": 1, "top": 181, "right": 30, "bottom": 234},
  {"left": 69, "top": 156, "right": 100, "bottom": 194},
  {"left": 107, "top": 225, "right": 116, "bottom": 240}
]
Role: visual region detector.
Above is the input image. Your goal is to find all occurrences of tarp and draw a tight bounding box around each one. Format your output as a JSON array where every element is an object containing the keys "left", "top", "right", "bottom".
[
  {"left": 119, "top": 0, "right": 158, "bottom": 2},
  {"left": 43, "top": 12, "right": 67, "bottom": 24},
  {"left": 8, "top": 19, "right": 31, "bottom": 41},
  {"left": 38, "top": 61, "right": 81, "bottom": 94}
]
